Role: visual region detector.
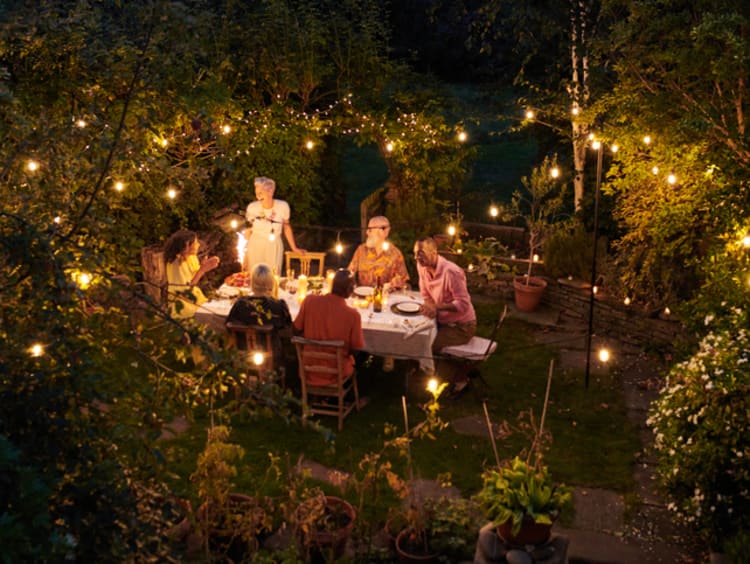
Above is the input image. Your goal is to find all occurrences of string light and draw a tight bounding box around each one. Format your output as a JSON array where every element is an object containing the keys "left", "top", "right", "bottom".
[
  {"left": 742, "top": 235, "right": 750, "bottom": 248},
  {"left": 230, "top": 219, "right": 239, "bottom": 229},
  {"left": 427, "top": 378, "right": 438, "bottom": 394},
  {"left": 667, "top": 174, "right": 677, "bottom": 185},
  {"left": 532, "top": 254, "right": 539, "bottom": 262},
  {"left": 335, "top": 241, "right": 343, "bottom": 255},
  {"left": 222, "top": 125, "right": 231, "bottom": 134},
  {"left": 26, "top": 160, "right": 39, "bottom": 172},
  {"left": 643, "top": 135, "right": 651, "bottom": 145},
  {"left": 385, "top": 142, "right": 394, "bottom": 152},
  {"left": 652, "top": 166, "right": 659, "bottom": 175},
  {"left": 593, "top": 285, "right": 598, "bottom": 295},
  {"left": 305, "top": 140, "right": 314, "bottom": 150},
  {"left": 167, "top": 188, "right": 178, "bottom": 199},
  {"left": 447, "top": 225, "right": 456, "bottom": 236},
  {"left": 592, "top": 140, "right": 601, "bottom": 150},
  {"left": 624, "top": 296, "right": 631, "bottom": 305},
  {"left": 571, "top": 106, "right": 580, "bottom": 116},
  {"left": 588, "top": 132, "right": 595, "bottom": 141},
  {"left": 598, "top": 348, "right": 610, "bottom": 363},
  {"left": 550, "top": 167, "right": 560, "bottom": 179},
  {"left": 29, "top": 343, "right": 44, "bottom": 357},
  {"left": 269, "top": 232, "right": 276, "bottom": 242},
  {"left": 160, "top": 138, "right": 168, "bottom": 148},
  {"left": 382, "top": 241, "right": 390, "bottom": 251},
  {"left": 76, "top": 119, "right": 87, "bottom": 128},
  {"left": 489, "top": 205, "right": 498, "bottom": 218},
  {"left": 53, "top": 216, "right": 61, "bottom": 224},
  {"left": 114, "top": 181, "right": 125, "bottom": 192},
  {"left": 457, "top": 131, "right": 467, "bottom": 142},
  {"left": 252, "top": 352, "right": 264, "bottom": 366},
  {"left": 525, "top": 109, "right": 535, "bottom": 120},
  {"left": 74, "top": 272, "right": 92, "bottom": 290},
  {"left": 610, "top": 144, "right": 619, "bottom": 153},
  {"left": 664, "top": 307, "right": 671, "bottom": 316}
]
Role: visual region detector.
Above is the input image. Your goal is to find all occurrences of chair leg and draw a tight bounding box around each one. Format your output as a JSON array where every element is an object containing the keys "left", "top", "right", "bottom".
[{"left": 353, "top": 373, "right": 360, "bottom": 411}]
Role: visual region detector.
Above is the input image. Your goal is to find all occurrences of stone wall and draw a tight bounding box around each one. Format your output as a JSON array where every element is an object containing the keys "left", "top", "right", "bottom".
[{"left": 467, "top": 270, "right": 690, "bottom": 351}]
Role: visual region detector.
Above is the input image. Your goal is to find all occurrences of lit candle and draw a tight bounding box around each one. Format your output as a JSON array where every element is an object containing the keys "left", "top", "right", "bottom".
[
  {"left": 326, "top": 270, "right": 335, "bottom": 293},
  {"left": 298, "top": 274, "right": 308, "bottom": 297}
]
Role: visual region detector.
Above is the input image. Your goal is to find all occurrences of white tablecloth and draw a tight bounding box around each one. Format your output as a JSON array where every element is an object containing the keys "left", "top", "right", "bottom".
[{"left": 195, "top": 288, "right": 437, "bottom": 373}]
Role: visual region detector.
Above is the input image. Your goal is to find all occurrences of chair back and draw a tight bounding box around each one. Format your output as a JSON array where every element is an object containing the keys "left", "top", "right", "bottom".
[
  {"left": 226, "top": 321, "right": 277, "bottom": 373},
  {"left": 482, "top": 304, "right": 508, "bottom": 360},
  {"left": 285, "top": 251, "right": 326, "bottom": 277},
  {"left": 291, "top": 336, "right": 360, "bottom": 431}
]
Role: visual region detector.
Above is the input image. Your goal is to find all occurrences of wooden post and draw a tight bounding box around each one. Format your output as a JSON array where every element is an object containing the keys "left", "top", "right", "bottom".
[{"left": 140, "top": 245, "right": 167, "bottom": 304}]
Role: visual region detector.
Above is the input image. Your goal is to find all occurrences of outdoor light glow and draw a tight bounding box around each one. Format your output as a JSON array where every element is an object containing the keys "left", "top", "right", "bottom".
[
  {"left": 550, "top": 167, "right": 560, "bottom": 178},
  {"left": 427, "top": 378, "right": 438, "bottom": 394},
  {"left": 160, "top": 138, "right": 168, "bottom": 148},
  {"left": 742, "top": 235, "right": 750, "bottom": 248},
  {"left": 593, "top": 285, "right": 598, "bottom": 294},
  {"left": 252, "top": 352, "right": 264, "bottom": 366},
  {"left": 571, "top": 106, "right": 580, "bottom": 116},
  {"left": 335, "top": 242, "right": 343, "bottom": 254},
  {"left": 447, "top": 225, "right": 456, "bottom": 236},
  {"left": 667, "top": 174, "right": 677, "bottom": 185},
  {"left": 592, "top": 140, "right": 602, "bottom": 150},
  {"left": 624, "top": 296, "right": 631, "bottom": 305},
  {"left": 114, "top": 181, "right": 124, "bottom": 192},
  {"left": 26, "top": 160, "right": 39, "bottom": 172},
  {"left": 385, "top": 142, "right": 394, "bottom": 152},
  {"left": 29, "top": 343, "right": 44, "bottom": 357},
  {"left": 652, "top": 166, "right": 659, "bottom": 175},
  {"left": 525, "top": 110, "right": 535, "bottom": 120},
  {"left": 167, "top": 188, "right": 178, "bottom": 199},
  {"left": 643, "top": 135, "right": 652, "bottom": 145},
  {"left": 75, "top": 272, "right": 92, "bottom": 289},
  {"left": 53, "top": 216, "right": 61, "bottom": 224},
  {"left": 269, "top": 232, "right": 276, "bottom": 242},
  {"left": 305, "top": 140, "right": 314, "bottom": 150},
  {"left": 457, "top": 131, "right": 467, "bottom": 142},
  {"left": 489, "top": 205, "right": 499, "bottom": 218},
  {"left": 588, "top": 132, "right": 595, "bottom": 141},
  {"left": 664, "top": 307, "right": 671, "bottom": 316},
  {"left": 76, "top": 119, "right": 87, "bottom": 128},
  {"left": 236, "top": 232, "right": 246, "bottom": 264},
  {"left": 611, "top": 144, "right": 619, "bottom": 153},
  {"left": 382, "top": 241, "right": 390, "bottom": 251},
  {"left": 598, "top": 348, "right": 610, "bottom": 363},
  {"left": 230, "top": 219, "right": 238, "bottom": 229},
  {"left": 222, "top": 125, "right": 231, "bottom": 134},
  {"left": 532, "top": 254, "right": 539, "bottom": 262}
]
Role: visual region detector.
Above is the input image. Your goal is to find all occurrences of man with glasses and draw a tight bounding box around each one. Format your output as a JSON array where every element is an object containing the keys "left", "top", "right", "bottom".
[
  {"left": 348, "top": 216, "right": 409, "bottom": 289},
  {"left": 414, "top": 236, "right": 476, "bottom": 399}
]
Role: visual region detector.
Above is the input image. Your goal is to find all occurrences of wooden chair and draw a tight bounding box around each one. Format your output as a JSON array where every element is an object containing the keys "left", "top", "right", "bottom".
[
  {"left": 284, "top": 251, "right": 326, "bottom": 277},
  {"left": 440, "top": 305, "right": 508, "bottom": 387},
  {"left": 226, "top": 321, "right": 285, "bottom": 388},
  {"left": 291, "top": 336, "right": 360, "bottom": 431}
]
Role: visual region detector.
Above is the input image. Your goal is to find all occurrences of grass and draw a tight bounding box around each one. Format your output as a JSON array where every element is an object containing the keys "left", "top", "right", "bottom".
[{"left": 162, "top": 299, "right": 639, "bottom": 509}]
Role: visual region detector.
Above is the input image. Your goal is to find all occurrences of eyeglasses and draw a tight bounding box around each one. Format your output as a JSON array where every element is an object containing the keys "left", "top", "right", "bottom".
[{"left": 366, "top": 226, "right": 388, "bottom": 231}]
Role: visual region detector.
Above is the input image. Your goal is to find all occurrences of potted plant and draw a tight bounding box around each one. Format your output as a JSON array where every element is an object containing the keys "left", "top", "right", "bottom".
[
  {"left": 475, "top": 456, "right": 571, "bottom": 546},
  {"left": 503, "top": 155, "right": 567, "bottom": 312},
  {"left": 293, "top": 488, "right": 356, "bottom": 562}
]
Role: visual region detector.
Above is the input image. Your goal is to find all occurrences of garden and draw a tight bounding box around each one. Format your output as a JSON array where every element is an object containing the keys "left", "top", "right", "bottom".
[{"left": 1, "top": 0, "right": 749, "bottom": 562}]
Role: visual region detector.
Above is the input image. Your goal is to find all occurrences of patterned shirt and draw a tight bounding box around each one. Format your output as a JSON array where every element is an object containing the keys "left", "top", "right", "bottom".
[{"left": 347, "top": 243, "right": 409, "bottom": 287}]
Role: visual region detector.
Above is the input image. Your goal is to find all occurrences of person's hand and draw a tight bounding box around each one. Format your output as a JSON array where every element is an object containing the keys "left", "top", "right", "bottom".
[
  {"left": 420, "top": 300, "right": 437, "bottom": 319},
  {"left": 390, "top": 274, "right": 405, "bottom": 290},
  {"left": 202, "top": 255, "right": 220, "bottom": 272},
  {"left": 293, "top": 247, "right": 307, "bottom": 254}
]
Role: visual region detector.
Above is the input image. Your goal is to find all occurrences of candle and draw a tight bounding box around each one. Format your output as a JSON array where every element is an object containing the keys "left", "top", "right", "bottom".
[
  {"left": 325, "top": 270, "right": 335, "bottom": 294},
  {"left": 298, "top": 274, "right": 308, "bottom": 297}
]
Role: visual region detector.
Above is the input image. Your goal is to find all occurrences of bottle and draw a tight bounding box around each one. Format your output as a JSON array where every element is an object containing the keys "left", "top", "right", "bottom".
[{"left": 372, "top": 276, "right": 383, "bottom": 312}]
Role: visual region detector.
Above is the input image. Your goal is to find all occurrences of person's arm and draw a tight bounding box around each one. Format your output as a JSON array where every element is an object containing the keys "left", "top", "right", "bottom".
[
  {"left": 439, "top": 268, "right": 471, "bottom": 313},
  {"left": 190, "top": 255, "right": 220, "bottom": 285},
  {"left": 283, "top": 221, "right": 305, "bottom": 254}
]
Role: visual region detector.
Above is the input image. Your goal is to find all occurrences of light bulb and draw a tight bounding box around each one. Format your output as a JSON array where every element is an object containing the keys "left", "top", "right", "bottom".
[
  {"left": 742, "top": 235, "right": 750, "bottom": 248},
  {"left": 427, "top": 378, "right": 438, "bottom": 394},
  {"left": 76, "top": 119, "right": 87, "bottom": 128},
  {"left": 489, "top": 206, "right": 498, "bottom": 218},
  {"left": 447, "top": 225, "right": 456, "bottom": 236},
  {"left": 335, "top": 242, "right": 343, "bottom": 254},
  {"left": 77, "top": 272, "right": 91, "bottom": 289},
  {"left": 252, "top": 352, "right": 264, "bottom": 366},
  {"left": 525, "top": 110, "right": 535, "bottom": 120},
  {"left": 222, "top": 125, "right": 231, "bottom": 134},
  {"left": 457, "top": 131, "right": 467, "bottom": 142},
  {"left": 532, "top": 254, "right": 539, "bottom": 262},
  {"left": 114, "top": 181, "right": 124, "bottom": 192},
  {"left": 664, "top": 307, "right": 671, "bottom": 316},
  {"left": 230, "top": 219, "right": 238, "bottom": 229},
  {"left": 305, "top": 140, "right": 314, "bottom": 150},
  {"left": 382, "top": 241, "right": 390, "bottom": 251},
  {"left": 571, "top": 106, "right": 580, "bottom": 116},
  {"left": 611, "top": 144, "right": 619, "bottom": 153},
  {"left": 598, "top": 348, "right": 610, "bottom": 363},
  {"left": 643, "top": 135, "right": 651, "bottom": 145},
  {"left": 269, "top": 232, "right": 276, "bottom": 242},
  {"left": 593, "top": 285, "right": 598, "bottom": 294},
  {"left": 386, "top": 142, "right": 394, "bottom": 152},
  {"left": 550, "top": 167, "right": 560, "bottom": 178},
  {"left": 26, "top": 160, "right": 39, "bottom": 172},
  {"left": 160, "top": 138, "right": 168, "bottom": 148},
  {"left": 29, "top": 343, "right": 44, "bottom": 357},
  {"left": 592, "top": 140, "right": 601, "bottom": 150},
  {"left": 667, "top": 174, "right": 677, "bottom": 185},
  {"left": 652, "top": 166, "right": 659, "bottom": 175},
  {"left": 167, "top": 188, "right": 177, "bottom": 199},
  {"left": 624, "top": 296, "right": 631, "bottom": 305}
]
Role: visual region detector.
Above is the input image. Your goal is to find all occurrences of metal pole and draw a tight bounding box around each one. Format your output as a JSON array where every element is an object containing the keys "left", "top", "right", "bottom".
[{"left": 584, "top": 145, "right": 603, "bottom": 388}]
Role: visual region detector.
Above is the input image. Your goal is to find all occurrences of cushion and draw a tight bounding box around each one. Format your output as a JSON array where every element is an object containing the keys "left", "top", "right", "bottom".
[{"left": 441, "top": 337, "right": 496, "bottom": 361}]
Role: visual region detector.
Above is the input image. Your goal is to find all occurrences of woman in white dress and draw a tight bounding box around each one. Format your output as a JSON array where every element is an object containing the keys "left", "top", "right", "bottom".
[{"left": 244, "top": 176, "right": 304, "bottom": 274}]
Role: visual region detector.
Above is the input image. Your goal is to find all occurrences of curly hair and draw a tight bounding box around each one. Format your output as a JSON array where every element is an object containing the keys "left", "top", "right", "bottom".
[{"left": 163, "top": 230, "right": 197, "bottom": 264}]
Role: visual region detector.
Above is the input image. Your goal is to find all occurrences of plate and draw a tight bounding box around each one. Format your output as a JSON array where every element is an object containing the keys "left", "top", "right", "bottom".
[
  {"left": 224, "top": 271, "right": 252, "bottom": 288},
  {"left": 217, "top": 285, "right": 240, "bottom": 298},
  {"left": 354, "top": 286, "right": 374, "bottom": 297},
  {"left": 392, "top": 301, "right": 421, "bottom": 316}
]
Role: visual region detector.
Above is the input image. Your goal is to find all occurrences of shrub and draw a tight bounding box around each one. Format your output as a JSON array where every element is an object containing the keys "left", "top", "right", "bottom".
[{"left": 647, "top": 306, "right": 750, "bottom": 550}]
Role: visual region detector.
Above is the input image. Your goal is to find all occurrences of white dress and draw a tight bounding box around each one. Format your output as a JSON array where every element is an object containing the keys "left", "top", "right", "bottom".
[{"left": 244, "top": 199, "right": 290, "bottom": 274}]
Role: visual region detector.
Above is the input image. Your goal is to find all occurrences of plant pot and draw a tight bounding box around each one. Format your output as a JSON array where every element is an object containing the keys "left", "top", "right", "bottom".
[
  {"left": 395, "top": 528, "right": 439, "bottom": 564},
  {"left": 496, "top": 516, "right": 552, "bottom": 546},
  {"left": 295, "top": 495, "right": 356, "bottom": 560},
  {"left": 513, "top": 276, "right": 547, "bottom": 313}
]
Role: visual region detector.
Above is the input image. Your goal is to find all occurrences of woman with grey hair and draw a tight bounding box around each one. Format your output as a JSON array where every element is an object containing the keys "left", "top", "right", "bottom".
[{"left": 244, "top": 176, "right": 304, "bottom": 274}]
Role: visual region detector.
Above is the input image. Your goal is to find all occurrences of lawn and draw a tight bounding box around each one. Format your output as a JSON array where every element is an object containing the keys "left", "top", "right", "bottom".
[{"left": 162, "top": 299, "right": 639, "bottom": 507}]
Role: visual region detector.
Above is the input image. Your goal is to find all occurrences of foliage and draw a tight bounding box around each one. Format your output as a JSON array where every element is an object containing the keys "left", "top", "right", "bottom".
[
  {"left": 543, "top": 219, "right": 594, "bottom": 281},
  {"left": 475, "top": 456, "right": 572, "bottom": 535},
  {"left": 462, "top": 236, "right": 511, "bottom": 281},
  {"left": 647, "top": 306, "right": 750, "bottom": 550},
  {"left": 501, "top": 154, "right": 568, "bottom": 281}
]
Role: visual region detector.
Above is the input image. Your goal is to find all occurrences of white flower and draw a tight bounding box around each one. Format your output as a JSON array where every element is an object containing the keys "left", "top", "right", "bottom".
[{"left": 704, "top": 314, "right": 714, "bottom": 325}]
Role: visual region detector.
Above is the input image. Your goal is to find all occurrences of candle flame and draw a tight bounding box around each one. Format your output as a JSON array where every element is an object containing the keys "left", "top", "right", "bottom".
[{"left": 236, "top": 232, "right": 247, "bottom": 265}]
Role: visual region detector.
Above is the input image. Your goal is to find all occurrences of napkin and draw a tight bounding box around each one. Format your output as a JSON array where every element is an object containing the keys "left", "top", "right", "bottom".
[{"left": 402, "top": 319, "right": 434, "bottom": 340}]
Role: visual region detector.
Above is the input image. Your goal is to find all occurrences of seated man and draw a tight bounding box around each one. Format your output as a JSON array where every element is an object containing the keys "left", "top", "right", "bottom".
[
  {"left": 414, "top": 236, "right": 477, "bottom": 397},
  {"left": 293, "top": 270, "right": 365, "bottom": 386},
  {"left": 226, "top": 263, "right": 292, "bottom": 362},
  {"left": 348, "top": 216, "right": 409, "bottom": 289}
]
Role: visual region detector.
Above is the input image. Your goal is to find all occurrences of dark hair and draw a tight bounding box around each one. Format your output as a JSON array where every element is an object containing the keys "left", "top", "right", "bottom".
[
  {"left": 163, "top": 230, "right": 197, "bottom": 264},
  {"left": 332, "top": 269, "right": 355, "bottom": 298}
]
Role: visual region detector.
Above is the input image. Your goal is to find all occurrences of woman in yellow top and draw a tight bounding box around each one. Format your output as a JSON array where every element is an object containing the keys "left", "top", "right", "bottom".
[{"left": 164, "top": 230, "right": 220, "bottom": 318}]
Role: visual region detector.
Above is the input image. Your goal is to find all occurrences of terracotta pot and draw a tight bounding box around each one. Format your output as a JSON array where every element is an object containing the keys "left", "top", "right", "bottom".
[
  {"left": 496, "top": 516, "right": 552, "bottom": 546},
  {"left": 513, "top": 276, "right": 547, "bottom": 313},
  {"left": 394, "top": 528, "right": 439, "bottom": 564},
  {"left": 295, "top": 495, "right": 356, "bottom": 560}
]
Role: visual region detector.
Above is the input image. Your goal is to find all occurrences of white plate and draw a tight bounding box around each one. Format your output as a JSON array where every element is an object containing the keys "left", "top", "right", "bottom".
[
  {"left": 217, "top": 285, "right": 240, "bottom": 298},
  {"left": 396, "top": 301, "right": 421, "bottom": 313},
  {"left": 354, "top": 286, "right": 374, "bottom": 297}
]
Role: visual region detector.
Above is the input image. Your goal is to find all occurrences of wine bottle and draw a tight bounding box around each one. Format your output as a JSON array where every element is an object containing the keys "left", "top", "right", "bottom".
[{"left": 372, "top": 276, "right": 383, "bottom": 312}]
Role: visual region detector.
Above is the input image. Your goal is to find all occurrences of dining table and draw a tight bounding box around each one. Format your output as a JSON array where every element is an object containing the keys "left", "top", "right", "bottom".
[{"left": 194, "top": 284, "right": 438, "bottom": 374}]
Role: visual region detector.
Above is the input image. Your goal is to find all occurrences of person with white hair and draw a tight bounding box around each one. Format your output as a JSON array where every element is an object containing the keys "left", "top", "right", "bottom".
[
  {"left": 347, "top": 215, "right": 408, "bottom": 289},
  {"left": 244, "top": 176, "right": 305, "bottom": 274}
]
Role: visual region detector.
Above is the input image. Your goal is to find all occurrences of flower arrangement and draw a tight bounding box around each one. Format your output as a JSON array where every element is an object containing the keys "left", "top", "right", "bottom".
[{"left": 647, "top": 306, "right": 750, "bottom": 550}]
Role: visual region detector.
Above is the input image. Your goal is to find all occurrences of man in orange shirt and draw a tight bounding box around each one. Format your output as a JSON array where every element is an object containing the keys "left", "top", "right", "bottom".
[
  {"left": 293, "top": 270, "right": 365, "bottom": 385},
  {"left": 348, "top": 216, "right": 409, "bottom": 289}
]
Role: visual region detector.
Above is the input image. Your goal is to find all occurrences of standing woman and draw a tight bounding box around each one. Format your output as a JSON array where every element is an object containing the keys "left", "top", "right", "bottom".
[
  {"left": 244, "top": 176, "right": 305, "bottom": 274},
  {"left": 164, "top": 230, "right": 220, "bottom": 318}
]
